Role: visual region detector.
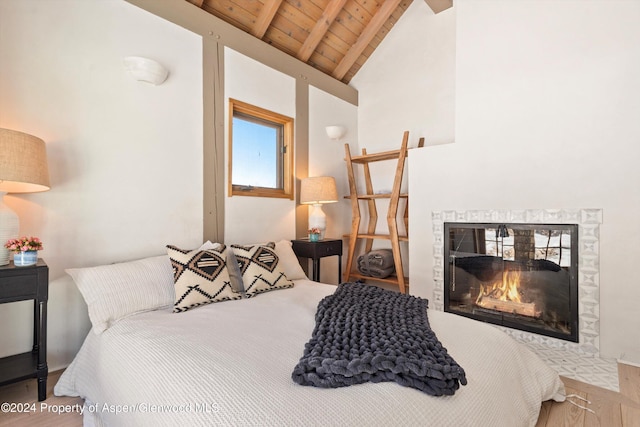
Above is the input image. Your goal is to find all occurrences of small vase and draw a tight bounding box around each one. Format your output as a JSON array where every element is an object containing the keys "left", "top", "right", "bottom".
[
  {"left": 309, "top": 233, "right": 320, "bottom": 242},
  {"left": 14, "top": 250, "right": 38, "bottom": 267}
]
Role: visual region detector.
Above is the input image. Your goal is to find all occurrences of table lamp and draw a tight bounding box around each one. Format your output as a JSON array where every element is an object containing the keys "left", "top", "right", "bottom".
[
  {"left": 0, "top": 128, "right": 50, "bottom": 265},
  {"left": 300, "top": 176, "right": 338, "bottom": 240}
]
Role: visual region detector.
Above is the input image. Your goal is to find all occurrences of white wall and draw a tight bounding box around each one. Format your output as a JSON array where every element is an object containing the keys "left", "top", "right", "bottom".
[
  {"left": 308, "top": 86, "right": 358, "bottom": 284},
  {"left": 355, "top": 0, "right": 640, "bottom": 363},
  {"left": 224, "top": 48, "right": 297, "bottom": 244},
  {"left": 352, "top": 0, "right": 456, "bottom": 152},
  {"left": 0, "top": 0, "right": 203, "bottom": 368},
  {"left": 0, "top": 0, "right": 360, "bottom": 369},
  {"left": 223, "top": 52, "right": 359, "bottom": 282}
]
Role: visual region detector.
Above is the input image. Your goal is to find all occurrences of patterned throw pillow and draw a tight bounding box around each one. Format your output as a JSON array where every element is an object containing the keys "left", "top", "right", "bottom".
[
  {"left": 167, "top": 244, "right": 242, "bottom": 312},
  {"left": 228, "top": 242, "right": 294, "bottom": 297}
]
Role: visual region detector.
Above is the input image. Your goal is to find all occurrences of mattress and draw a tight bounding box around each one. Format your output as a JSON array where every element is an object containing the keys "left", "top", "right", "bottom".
[{"left": 54, "top": 280, "right": 564, "bottom": 426}]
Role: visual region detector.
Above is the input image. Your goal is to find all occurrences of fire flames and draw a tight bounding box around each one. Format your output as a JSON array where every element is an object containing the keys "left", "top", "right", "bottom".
[
  {"left": 476, "top": 270, "right": 523, "bottom": 303},
  {"left": 475, "top": 270, "right": 540, "bottom": 318}
]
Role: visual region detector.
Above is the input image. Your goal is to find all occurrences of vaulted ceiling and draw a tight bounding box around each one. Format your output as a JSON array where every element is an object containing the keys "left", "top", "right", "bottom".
[{"left": 185, "top": 0, "right": 452, "bottom": 84}]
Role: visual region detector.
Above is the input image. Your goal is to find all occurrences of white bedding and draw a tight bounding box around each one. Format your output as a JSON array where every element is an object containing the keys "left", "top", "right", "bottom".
[{"left": 55, "top": 280, "right": 565, "bottom": 426}]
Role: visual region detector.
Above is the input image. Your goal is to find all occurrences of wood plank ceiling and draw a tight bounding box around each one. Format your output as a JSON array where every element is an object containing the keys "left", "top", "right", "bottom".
[{"left": 185, "top": 0, "right": 452, "bottom": 84}]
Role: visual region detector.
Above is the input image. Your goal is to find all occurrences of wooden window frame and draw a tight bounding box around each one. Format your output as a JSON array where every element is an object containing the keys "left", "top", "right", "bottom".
[{"left": 228, "top": 98, "right": 294, "bottom": 199}]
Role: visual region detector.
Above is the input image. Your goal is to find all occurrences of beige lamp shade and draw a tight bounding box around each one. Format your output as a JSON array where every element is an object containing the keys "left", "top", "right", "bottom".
[
  {"left": 0, "top": 128, "right": 50, "bottom": 193},
  {"left": 300, "top": 176, "right": 338, "bottom": 205},
  {"left": 0, "top": 128, "right": 50, "bottom": 265}
]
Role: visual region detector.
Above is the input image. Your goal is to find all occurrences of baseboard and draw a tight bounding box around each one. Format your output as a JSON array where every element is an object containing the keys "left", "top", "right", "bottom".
[{"left": 617, "top": 358, "right": 640, "bottom": 368}]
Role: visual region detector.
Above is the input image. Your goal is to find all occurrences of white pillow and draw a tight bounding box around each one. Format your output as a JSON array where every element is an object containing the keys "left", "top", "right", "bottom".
[
  {"left": 67, "top": 255, "right": 174, "bottom": 334},
  {"left": 199, "top": 241, "right": 220, "bottom": 251},
  {"left": 67, "top": 241, "right": 220, "bottom": 333},
  {"left": 274, "top": 240, "right": 308, "bottom": 280}
]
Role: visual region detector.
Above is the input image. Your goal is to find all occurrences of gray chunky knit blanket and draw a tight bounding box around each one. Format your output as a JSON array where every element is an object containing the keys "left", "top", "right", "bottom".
[{"left": 292, "top": 282, "right": 467, "bottom": 396}]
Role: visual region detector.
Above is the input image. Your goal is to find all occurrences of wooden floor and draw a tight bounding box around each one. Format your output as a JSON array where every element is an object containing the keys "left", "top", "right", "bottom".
[
  {"left": 1, "top": 364, "right": 639, "bottom": 426},
  {"left": 536, "top": 363, "right": 640, "bottom": 427},
  {"left": 0, "top": 370, "right": 82, "bottom": 427}
]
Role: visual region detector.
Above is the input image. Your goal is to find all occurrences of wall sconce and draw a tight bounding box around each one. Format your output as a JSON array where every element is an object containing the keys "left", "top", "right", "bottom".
[
  {"left": 325, "top": 125, "right": 347, "bottom": 140},
  {"left": 300, "top": 176, "right": 338, "bottom": 240},
  {"left": 0, "top": 128, "right": 50, "bottom": 265},
  {"left": 123, "top": 56, "right": 169, "bottom": 85}
]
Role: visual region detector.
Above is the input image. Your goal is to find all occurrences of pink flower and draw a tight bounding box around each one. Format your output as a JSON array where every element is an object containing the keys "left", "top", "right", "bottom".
[{"left": 3, "top": 236, "right": 44, "bottom": 253}]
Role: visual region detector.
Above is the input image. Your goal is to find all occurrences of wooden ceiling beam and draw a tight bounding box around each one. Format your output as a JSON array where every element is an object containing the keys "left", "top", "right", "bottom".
[
  {"left": 296, "top": 0, "right": 348, "bottom": 62},
  {"left": 186, "top": 0, "right": 204, "bottom": 7},
  {"left": 332, "top": 0, "right": 402, "bottom": 81},
  {"left": 251, "top": 0, "right": 283, "bottom": 39},
  {"left": 424, "top": 0, "right": 452, "bottom": 14}
]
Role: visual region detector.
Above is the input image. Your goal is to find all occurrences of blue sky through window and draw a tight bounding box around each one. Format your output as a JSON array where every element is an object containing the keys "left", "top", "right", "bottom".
[{"left": 232, "top": 116, "right": 279, "bottom": 188}]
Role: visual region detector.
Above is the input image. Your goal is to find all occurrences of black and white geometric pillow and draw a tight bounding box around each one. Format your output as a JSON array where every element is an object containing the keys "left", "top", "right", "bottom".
[
  {"left": 167, "top": 244, "right": 242, "bottom": 313},
  {"left": 228, "top": 243, "right": 294, "bottom": 298}
]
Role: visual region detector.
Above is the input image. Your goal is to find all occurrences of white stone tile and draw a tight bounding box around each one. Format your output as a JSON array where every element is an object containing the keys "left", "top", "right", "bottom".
[{"left": 520, "top": 341, "right": 619, "bottom": 392}]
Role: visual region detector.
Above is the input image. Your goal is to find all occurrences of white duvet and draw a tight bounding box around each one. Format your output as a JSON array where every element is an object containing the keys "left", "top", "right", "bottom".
[{"left": 55, "top": 280, "right": 565, "bottom": 426}]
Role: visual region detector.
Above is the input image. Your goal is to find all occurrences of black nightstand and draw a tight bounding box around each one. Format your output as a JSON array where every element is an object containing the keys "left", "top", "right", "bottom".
[
  {"left": 291, "top": 239, "right": 343, "bottom": 283},
  {"left": 0, "top": 259, "right": 48, "bottom": 401}
]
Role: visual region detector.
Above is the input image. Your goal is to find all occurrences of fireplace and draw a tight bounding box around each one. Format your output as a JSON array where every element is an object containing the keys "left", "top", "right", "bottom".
[{"left": 444, "top": 222, "right": 578, "bottom": 342}]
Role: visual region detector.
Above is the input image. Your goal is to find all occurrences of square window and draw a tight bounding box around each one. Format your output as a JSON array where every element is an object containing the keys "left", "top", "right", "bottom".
[{"left": 228, "top": 99, "right": 294, "bottom": 199}]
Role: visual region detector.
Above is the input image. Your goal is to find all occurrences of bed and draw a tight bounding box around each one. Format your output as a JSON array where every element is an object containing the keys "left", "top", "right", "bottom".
[{"left": 55, "top": 240, "right": 565, "bottom": 426}]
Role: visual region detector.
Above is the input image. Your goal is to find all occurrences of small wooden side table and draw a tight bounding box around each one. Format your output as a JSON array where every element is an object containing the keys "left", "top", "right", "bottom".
[
  {"left": 0, "top": 259, "right": 48, "bottom": 401},
  {"left": 291, "top": 239, "right": 342, "bottom": 283}
]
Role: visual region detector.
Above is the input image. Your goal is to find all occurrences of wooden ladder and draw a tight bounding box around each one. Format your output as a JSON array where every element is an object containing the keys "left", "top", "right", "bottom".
[{"left": 343, "top": 131, "right": 424, "bottom": 294}]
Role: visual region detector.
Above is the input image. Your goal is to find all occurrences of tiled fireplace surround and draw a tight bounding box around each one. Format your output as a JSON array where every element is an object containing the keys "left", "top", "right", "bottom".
[{"left": 431, "top": 209, "right": 619, "bottom": 390}]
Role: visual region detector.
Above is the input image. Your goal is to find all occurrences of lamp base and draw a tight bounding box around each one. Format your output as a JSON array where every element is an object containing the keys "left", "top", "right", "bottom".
[
  {"left": 308, "top": 204, "right": 327, "bottom": 240},
  {"left": 0, "top": 193, "right": 20, "bottom": 266}
]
